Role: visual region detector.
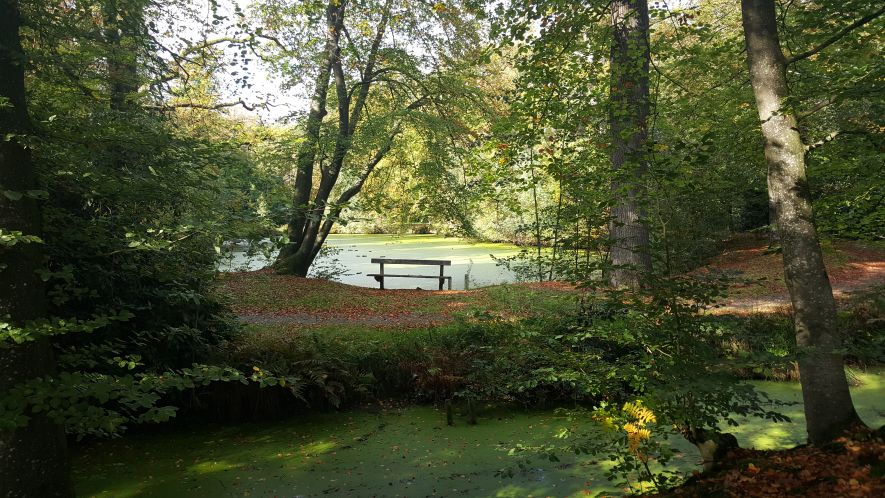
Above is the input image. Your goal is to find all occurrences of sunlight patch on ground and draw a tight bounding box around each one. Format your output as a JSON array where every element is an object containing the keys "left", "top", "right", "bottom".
[{"left": 188, "top": 460, "right": 242, "bottom": 475}]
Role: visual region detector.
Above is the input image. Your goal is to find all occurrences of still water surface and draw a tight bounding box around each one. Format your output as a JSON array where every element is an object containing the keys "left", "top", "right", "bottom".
[{"left": 218, "top": 234, "right": 525, "bottom": 290}]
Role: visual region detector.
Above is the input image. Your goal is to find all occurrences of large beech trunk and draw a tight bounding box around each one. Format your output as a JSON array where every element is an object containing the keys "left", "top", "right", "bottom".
[
  {"left": 608, "top": 0, "right": 652, "bottom": 289},
  {"left": 740, "top": 0, "right": 863, "bottom": 444},
  {"left": 103, "top": 0, "right": 142, "bottom": 111},
  {"left": 275, "top": 1, "right": 342, "bottom": 276},
  {"left": 0, "top": 1, "right": 74, "bottom": 496},
  {"left": 275, "top": 0, "right": 399, "bottom": 276}
]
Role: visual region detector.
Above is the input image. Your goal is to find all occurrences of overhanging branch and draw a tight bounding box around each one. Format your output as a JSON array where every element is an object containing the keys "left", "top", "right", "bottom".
[
  {"left": 786, "top": 6, "right": 885, "bottom": 64},
  {"left": 312, "top": 125, "right": 403, "bottom": 254},
  {"left": 145, "top": 99, "right": 257, "bottom": 111}
]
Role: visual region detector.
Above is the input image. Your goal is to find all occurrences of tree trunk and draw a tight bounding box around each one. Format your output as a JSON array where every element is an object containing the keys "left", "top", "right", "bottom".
[
  {"left": 0, "top": 2, "right": 74, "bottom": 496},
  {"left": 288, "top": 0, "right": 358, "bottom": 274},
  {"left": 276, "top": 2, "right": 343, "bottom": 273},
  {"left": 608, "top": 0, "right": 652, "bottom": 289},
  {"left": 275, "top": 1, "right": 346, "bottom": 276},
  {"left": 740, "top": 0, "right": 863, "bottom": 444},
  {"left": 276, "top": 0, "right": 400, "bottom": 276},
  {"left": 103, "top": 0, "right": 141, "bottom": 111}
]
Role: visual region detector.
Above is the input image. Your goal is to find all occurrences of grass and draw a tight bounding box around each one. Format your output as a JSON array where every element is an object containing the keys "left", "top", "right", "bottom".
[{"left": 72, "top": 371, "right": 885, "bottom": 498}]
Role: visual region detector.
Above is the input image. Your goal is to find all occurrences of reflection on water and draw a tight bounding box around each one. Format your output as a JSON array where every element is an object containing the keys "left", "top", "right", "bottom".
[{"left": 217, "top": 234, "right": 524, "bottom": 290}]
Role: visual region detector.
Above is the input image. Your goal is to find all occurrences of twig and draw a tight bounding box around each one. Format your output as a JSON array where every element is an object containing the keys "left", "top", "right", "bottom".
[{"left": 786, "top": 6, "right": 885, "bottom": 64}]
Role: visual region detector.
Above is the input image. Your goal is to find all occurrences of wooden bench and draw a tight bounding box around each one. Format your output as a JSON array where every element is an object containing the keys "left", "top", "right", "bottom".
[{"left": 368, "top": 258, "right": 452, "bottom": 290}]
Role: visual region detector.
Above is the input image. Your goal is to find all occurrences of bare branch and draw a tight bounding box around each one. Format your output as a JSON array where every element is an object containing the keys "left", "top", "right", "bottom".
[
  {"left": 797, "top": 96, "right": 837, "bottom": 120},
  {"left": 786, "top": 6, "right": 885, "bottom": 64},
  {"left": 145, "top": 99, "right": 257, "bottom": 111}
]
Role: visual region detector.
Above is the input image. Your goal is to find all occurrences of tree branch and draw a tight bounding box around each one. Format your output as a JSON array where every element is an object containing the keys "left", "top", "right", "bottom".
[
  {"left": 797, "top": 96, "right": 837, "bottom": 120},
  {"left": 406, "top": 94, "right": 430, "bottom": 111},
  {"left": 145, "top": 99, "right": 257, "bottom": 111},
  {"left": 786, "top": 6, "right": 885, "bottom": 64},
  {"left": 313, "top": 125, "right": 402, "bottom": 255},
  {"left": 342, "top": 26, "right": 364, "bottom": 70},
  {"left": 348, "top": 0, "right": 392, "bottom": 136},
  {"left": 151, "top": 33, "right": 289, "bottom": 87},
  {"left": 337, "top": 129, "right": 399, "bottom": 206},
  {"left": 804, "top": 130, "right": 840, "bottom": 152}
]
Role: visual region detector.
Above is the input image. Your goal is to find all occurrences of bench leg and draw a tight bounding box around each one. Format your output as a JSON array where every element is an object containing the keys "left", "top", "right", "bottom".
[
  {"left": 379, "top": 263, "right": 384, "bottom": 289},
  {"left": 448, "top": 278, "right": 452, "bottom": 290},
  {"left": 439, "top": 266, "right": 444, "bottom": 290}
]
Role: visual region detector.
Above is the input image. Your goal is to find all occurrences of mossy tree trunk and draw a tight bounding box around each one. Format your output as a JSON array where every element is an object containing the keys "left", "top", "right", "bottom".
[
  {"left": 740, "top": 0, "right": 864, "bottom": 444},
  {"left": 0, "top": 1, "right": 74, "bottom": 495},
  {"left": 608, "top": 0, "right": 652, "bottom": 289}
]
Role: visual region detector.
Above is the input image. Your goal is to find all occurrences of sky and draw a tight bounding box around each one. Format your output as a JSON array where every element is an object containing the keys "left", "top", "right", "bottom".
[
  {"left": 163, "top": 0, "right": 699, "bottom": 123},
  {"left": 161, "top": 0, "right": 306, "bottom": 123}
]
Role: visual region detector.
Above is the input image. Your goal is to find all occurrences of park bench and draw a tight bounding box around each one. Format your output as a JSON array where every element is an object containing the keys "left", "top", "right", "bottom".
[{"left": 368, "top": 258, "right": 452, "bottom": 290}]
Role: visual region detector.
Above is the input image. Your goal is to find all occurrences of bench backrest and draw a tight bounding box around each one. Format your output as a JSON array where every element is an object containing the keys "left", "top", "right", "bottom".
[{"left": 371, "top": 258, "right": 451, "bottom": 266}]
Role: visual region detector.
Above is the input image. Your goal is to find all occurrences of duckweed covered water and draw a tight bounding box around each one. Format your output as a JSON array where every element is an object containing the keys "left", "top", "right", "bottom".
[
  {"left": 74, "top": 372, "right": 885, "bottom": 498},
  {"left": 219, "top": 234, "right": 526, "bottom": 290}
]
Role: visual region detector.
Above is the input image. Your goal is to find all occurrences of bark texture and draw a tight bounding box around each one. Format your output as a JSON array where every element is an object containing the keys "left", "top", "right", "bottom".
[
  {"left": 275, "top": 0, "right": 407, "bottom": 276},
  {"left": 275, "top": 0, "right": 348, "bottom": 276},
  {"left": 608, "top": 0, "right": 652, "bottom": 289},
  {"left": 0, "top": 1, "right": 74, "bottom": 496},
  {"left": 275, "top": 1, "right": 342, "bottom": 275},
  {"left": 103, "top": 0, "right": 142, "bottom": 111},
  {"left": 741, "top": 0, "right": 863, "bottom": 444}
]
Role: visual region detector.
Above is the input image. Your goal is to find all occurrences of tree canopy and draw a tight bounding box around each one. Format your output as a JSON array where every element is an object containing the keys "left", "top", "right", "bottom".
[{"left": 0, "top": 0, "right": 882, "bottom": 496}]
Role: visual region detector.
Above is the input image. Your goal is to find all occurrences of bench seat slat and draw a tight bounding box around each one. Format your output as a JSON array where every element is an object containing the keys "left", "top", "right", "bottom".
[{"left": 370, "top": 258, "right": 451, "bottom": 266}]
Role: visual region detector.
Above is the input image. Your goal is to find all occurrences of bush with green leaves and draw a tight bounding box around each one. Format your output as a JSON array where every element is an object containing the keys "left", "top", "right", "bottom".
[
  {"left": 496, "top": 268, "right": 795, "bottom": 492},
  {"left": 0, "top": 0, "right": 296, "bottom": 439}
]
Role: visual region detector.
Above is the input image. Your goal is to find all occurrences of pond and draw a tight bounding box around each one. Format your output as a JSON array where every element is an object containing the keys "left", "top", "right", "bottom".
[
  {"left": 73, "top": 373, "right": 885, "bottom": 498},
  {"left": 218, "top": 234, "right": 527, "bottom": 290}
]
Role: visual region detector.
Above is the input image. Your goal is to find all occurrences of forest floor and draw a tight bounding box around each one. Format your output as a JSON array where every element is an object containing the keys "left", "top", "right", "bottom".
[
  {"left": 649, "top": 426, "right": 885, "bottom": 498},
  {"left": 217, "top": 235, "right": 885, "bottom": 329},
  {"left": 219, "top": 271, "right": 577, "bottom": 329},
  {"left": 702, "top": 234, "right": 885, "bottom": 314}
]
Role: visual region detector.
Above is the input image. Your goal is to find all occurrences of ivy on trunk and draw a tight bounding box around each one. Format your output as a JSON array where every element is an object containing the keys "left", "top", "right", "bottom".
[{"left": 607, "top": 0, "right": 653, "bottom": 289}]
